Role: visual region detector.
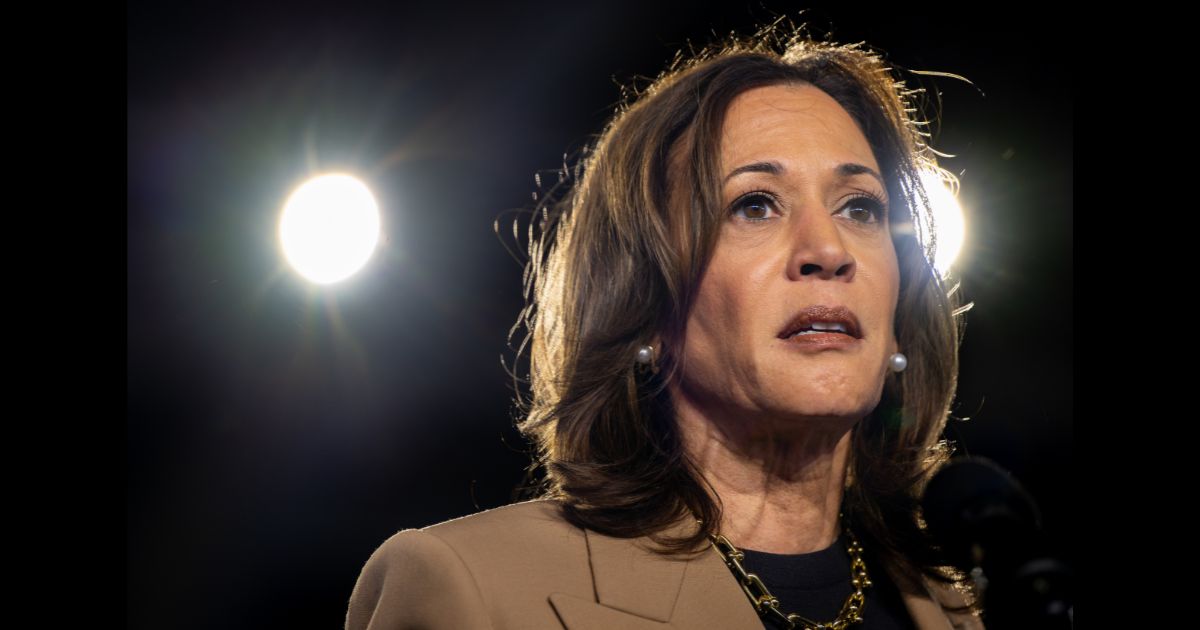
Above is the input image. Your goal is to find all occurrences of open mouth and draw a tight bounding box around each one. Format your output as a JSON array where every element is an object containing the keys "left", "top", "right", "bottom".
[{"left": 778, "top": 306, "right": 862, "bottom": 340}]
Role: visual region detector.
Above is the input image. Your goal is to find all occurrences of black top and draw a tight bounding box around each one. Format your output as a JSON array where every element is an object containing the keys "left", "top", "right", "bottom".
[{"left": 737, "top": 535, "right": 917, "bottom": 630}]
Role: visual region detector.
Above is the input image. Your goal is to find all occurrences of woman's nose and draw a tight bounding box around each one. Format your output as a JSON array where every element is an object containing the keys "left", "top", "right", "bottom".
[{"left": 786, "top": 214, "right": 857, "bottom": 281}]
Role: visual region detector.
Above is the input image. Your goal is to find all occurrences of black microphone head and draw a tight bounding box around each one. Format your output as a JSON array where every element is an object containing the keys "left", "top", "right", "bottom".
[
  {"left": 921, "top": 457, "right": 1042, "bottom": 568},
  {"left": 923, "top": 458, "right": 1073, "bottom": 628}
]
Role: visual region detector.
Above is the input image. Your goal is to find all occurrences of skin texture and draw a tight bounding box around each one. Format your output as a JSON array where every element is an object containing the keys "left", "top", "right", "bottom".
[{"left": 667, "top": 83, "right": 901, "bottom": 554}]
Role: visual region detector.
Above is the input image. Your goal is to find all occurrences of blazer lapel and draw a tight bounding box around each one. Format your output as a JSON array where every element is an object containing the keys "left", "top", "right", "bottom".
[
  {"left": 548, "top": 592, "right": 674, "bottom": 630},
  {"left": 549, "top": 513, "right": 764, "bottom": 630}
]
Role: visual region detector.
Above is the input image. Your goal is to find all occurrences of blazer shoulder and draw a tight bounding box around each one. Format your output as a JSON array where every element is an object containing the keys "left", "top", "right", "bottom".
[
  {"left": 346, "top": 528, "right": 496, "bottom": 630},
  {"left": 415, "top": 498, "right": 590, "bottom": 587},
  {"left": 419, "top": 497, "right": 578, "bottom": 547},
  {"left": 347, "top": 499, "right": 592, "bottom": 630},
  {"left": 421, "top": 497, "right": 567, "bottom": 531}
]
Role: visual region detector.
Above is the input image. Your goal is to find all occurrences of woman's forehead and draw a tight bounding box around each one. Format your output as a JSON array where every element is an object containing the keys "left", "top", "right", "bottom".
[{"left": 719, "top": 84, "right": 879, "bottom": 178}]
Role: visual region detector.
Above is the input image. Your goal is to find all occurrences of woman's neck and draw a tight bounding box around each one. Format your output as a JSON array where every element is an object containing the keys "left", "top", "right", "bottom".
[{"left": 674, "top": 395, "right": 855, "bottom": 555}]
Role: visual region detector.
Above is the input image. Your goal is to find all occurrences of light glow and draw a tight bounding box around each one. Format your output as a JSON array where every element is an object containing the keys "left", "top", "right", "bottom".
[
  {"left": 916, "top": 169, "right": 966, "bottom": 277},
  {"left": 278, "top": 173, "right": 381, "bottom": 285}
]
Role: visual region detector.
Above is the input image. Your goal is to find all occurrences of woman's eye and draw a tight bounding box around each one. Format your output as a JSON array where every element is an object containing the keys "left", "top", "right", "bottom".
[
  {"left": 731, "top": 193, "right": 777, "bottom": 222},
  {"left": 839, "top": 195, "right": 887, "bottom": 223}
]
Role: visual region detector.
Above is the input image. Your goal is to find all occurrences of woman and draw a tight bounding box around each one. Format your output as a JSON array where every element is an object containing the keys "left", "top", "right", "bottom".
[{"left": 347, "top": 22, "right": 982, "bottom": 630}]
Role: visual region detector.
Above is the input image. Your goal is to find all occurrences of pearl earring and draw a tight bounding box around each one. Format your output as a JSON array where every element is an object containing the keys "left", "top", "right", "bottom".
[
  {"left": 889, "top": 352, "right": 908, "bottom": 373},
  {"left": 636, "top": 345, "right": 655, "bottom": 365}
]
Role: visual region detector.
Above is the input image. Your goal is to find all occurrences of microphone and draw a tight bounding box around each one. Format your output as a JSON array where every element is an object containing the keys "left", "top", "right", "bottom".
[{"left": 921, "top": 457, "right": 1074, "bottom": 629}]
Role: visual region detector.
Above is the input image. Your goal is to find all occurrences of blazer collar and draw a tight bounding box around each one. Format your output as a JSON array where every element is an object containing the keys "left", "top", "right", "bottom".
[{"left": 550, "top": 511, "right": 960, "bottom": 630}]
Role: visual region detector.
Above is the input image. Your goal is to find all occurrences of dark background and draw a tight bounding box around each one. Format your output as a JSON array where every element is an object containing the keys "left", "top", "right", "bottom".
[{"left": 128, "top": 2, "right": 1072, "bottom": 628}]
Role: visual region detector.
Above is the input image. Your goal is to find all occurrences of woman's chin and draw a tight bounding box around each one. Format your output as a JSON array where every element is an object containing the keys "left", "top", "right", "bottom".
[{"left": 762, "top": 388, "right": 879, "bottom": 424}]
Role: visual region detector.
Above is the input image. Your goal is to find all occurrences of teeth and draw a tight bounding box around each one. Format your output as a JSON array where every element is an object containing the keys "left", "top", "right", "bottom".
[{"left": 787, "top": 321, "right": 851, "bottom": 338}]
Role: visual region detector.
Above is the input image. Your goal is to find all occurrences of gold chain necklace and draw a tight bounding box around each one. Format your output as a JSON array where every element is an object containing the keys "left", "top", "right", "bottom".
[{"left": 705, "top": 517, "right": 872, "bottom": 630}]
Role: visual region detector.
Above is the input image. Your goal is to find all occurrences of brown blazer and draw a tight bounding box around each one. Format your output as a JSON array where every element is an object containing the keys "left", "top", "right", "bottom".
[{"left": 346, "top": 498, "right": 983, "bottom": 630}]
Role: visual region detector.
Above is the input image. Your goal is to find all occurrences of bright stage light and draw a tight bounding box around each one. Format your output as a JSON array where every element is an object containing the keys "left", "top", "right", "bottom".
[
  {"left": 916, "top": 169, "right": 966, "bottom": 278},
  {"left": 278, "top": 173, "right": 381, "bottom": 285}
]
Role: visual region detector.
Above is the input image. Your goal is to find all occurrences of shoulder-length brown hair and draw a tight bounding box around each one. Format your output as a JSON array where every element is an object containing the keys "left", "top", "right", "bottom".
[{"left": 506, "top": 21, "right": 975, "bottom": 608}]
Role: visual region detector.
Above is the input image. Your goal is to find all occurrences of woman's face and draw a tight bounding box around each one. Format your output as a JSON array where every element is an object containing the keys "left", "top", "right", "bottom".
[{"left": 671, "top": 83, "right": 900, "bottom": 433}]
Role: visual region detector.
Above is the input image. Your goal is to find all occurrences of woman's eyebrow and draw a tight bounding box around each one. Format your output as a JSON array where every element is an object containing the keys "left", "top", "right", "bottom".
[
  {"left": 835, "top": 162, "right": 886, "bottom": 190},
  {"left": 724, "top": 160, "right": 782, "bottom": 183},
  {"left": 723, "top": 160, "right": 885, "bottom": 190}
]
